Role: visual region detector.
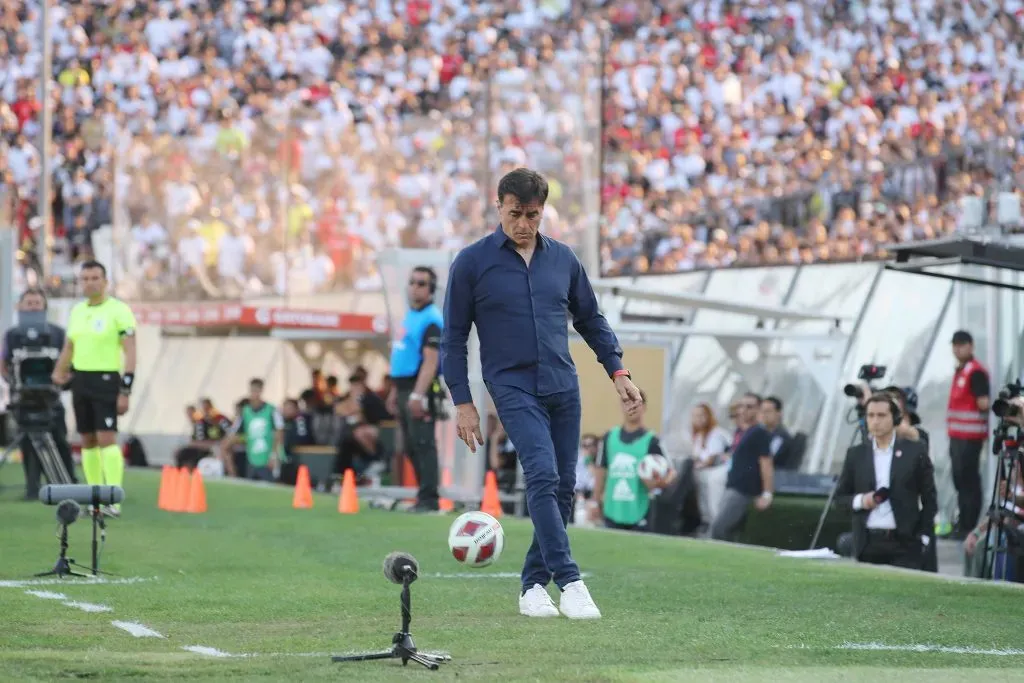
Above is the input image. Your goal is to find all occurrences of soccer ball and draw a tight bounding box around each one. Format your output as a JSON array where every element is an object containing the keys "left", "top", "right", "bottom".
[
  {"left": 637, "top": 454, "right": 671, "bottom": 480},
  {"left": 448, "top": 511, "right": 504, "bottom": 567}
]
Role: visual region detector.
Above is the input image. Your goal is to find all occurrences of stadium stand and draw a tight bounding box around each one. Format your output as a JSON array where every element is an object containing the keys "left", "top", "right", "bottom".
[{"left": 4, "top": 0, "right": 1023, "bottom": 292}]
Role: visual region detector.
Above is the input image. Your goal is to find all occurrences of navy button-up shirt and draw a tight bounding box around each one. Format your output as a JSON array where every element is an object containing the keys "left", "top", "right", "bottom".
[{"left": 440, "top": 225, "right": 624, "bottom": 406}]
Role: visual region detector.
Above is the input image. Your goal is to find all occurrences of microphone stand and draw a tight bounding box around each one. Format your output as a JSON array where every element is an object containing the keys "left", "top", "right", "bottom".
[
  {"left": 34, "top": 524, "right": 89, "bottom": 579},
  {"left": 331, "top": 569, "right": 451, "bottom": 670},
  {"left": 85, "top": 503, "right": 115, "bottom": 577}
]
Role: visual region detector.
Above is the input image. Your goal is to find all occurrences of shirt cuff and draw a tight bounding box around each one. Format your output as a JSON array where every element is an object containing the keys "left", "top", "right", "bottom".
[
  {"left": 448, "top": 384, "right": 474, "bottom": 406},
  {"left": 852, "top": 493, "right": 864, "bottom": 511},
  {"left": 603, "top": 356, "right": 625, "bottom": 378}
]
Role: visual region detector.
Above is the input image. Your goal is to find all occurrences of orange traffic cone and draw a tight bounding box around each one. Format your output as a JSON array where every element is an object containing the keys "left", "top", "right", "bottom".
[
  {"left": 157, "top": 465, "right": 172, "bottom": 510},
  {"left": 171, "top": 467, "right": 190, "bottom": 512},
  {"left": 439, "top": 468, "right": 453, "bottom": 512},
  {"left": 480, "top": 470, "right": 502, "bottom": 518},
  {"left": 338, "top": 468, "right": 359, "bottom": 514},
  {"left": 402, "top": 455, "right": 417, "bottom": 503},
  {"left": 186, "top": 469, "right": 207, "bottom": 514},
  {"left": 293, "top": 465, "right": 313, "bottom": 509}
]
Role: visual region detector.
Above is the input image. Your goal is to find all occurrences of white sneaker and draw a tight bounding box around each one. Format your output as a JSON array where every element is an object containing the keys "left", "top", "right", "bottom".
[
  {"left": 558, "top": 580, "right": 601, "bottom": 620},
  {"left": 518, "top": 584, "right": 559, "bottom": 617}
]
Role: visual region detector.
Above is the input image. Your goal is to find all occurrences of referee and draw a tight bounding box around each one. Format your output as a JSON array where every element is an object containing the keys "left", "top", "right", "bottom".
[
  {"left": 51, "top": 260, "right": 138, "bottom": 517},
  {"left": 386, "top": 266, "right": 443, "bottom": 512}
]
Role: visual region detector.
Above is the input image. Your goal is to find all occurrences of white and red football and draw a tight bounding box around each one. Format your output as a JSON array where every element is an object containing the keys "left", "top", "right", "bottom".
[{"left": 448, "top": 511, "right": 504, "bottom": 568}]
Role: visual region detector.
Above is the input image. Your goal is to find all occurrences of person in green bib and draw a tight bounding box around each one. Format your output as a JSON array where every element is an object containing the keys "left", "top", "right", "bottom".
[
  {"left": 221, "top": 378, "right": 284, "bottom": 482},
  {"left": 594, "top": 389, "right": 670, "bottom": 531}
]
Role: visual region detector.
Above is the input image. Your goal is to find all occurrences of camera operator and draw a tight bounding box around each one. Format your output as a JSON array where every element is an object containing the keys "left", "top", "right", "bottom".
[
  {"left": 947, "top": 330, "right": 991, "bottom": 540},
  {"left": 0, "top": 288, "right": 77, "bottom": 499},
  {"left": 964, "top": 392, "right": 1024, "bottom": 582},
  {"left": 836, "top": 393, "right": 938, "bottom": 570}
]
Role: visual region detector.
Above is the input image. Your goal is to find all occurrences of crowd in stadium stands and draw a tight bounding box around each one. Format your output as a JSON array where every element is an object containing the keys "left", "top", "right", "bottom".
[{"left": 4, "top": 0, "right": 1024, "bottom": 294}]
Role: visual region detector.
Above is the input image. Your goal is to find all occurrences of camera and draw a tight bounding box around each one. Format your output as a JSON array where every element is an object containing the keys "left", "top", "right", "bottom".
[
  {"left": 992, "top": 379, "right": 1023, "bottom": 420},
  {"left": 6, "top": 310, "right": 62, "bottom": 431},
  {"left": 843, "top": 364, "right": 888, "bottom": 400}
]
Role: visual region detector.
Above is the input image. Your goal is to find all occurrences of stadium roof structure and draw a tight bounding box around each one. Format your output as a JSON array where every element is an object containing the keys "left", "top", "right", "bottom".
[
  {"left": 589, "top": 278, "right": 853, "bottom": 473},
  {"left": 883, "top": 234, "right": 1024, "bottom": 291}
]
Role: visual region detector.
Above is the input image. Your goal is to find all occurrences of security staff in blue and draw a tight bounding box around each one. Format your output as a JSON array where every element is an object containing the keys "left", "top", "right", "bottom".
[
  {"left": 441, "top": 168, "right": 642, "bottom": 620},
  {"left": 387, "top": 266, "right": 444, "bottom": 512}
]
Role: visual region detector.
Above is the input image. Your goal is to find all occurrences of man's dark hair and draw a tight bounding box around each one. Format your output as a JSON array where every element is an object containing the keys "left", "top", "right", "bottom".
[
  {"left": 326, "top": 375, "right": 339, "bottom": 388},
  {"left": 250, "top": 378, "right": 264, "bottom": 389},
  {"left": 865, "top": 393, "right": 896, "bottom": 418},
  {"left": 19, "top": 287, "right": 47, "bottom": 306},
  {"left": 497, "top": 168, "right": 549, "bottom": 206},
  {"left": 80, "top": 259, "right": 107, "bottom": 277},
  {"left": 743, "top": 392, "right": 762, "bottom": 404},
  {"left": 764, "top": 396, "right": 782, "bottom": 411},
  {"left": 412, "top": 266, "right": 437, "bottom": 292}
]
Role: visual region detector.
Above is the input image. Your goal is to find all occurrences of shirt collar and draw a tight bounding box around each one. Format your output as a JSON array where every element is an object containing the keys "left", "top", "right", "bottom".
[
  {"left": 871, "top": 436, "right": 895, "bottom": 455},
  {"left": 492, "top": 224, "right": 548, "bottom": 250}
]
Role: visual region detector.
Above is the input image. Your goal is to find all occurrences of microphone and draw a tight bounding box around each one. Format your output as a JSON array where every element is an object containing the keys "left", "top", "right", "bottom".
[
  {"left": 39, "top": 485, "right": 125, "bottom": 507},
  {"left": 56, "top": 499, "right": 81, "bottom": 526},
  {"left": 382, "top": 551, "right": 419, "bottom": 585}
]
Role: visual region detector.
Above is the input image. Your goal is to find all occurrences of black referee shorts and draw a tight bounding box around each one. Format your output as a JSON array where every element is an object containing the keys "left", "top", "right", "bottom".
[{"left": 71, "top": 371, "right": 121, "bottom": 434}]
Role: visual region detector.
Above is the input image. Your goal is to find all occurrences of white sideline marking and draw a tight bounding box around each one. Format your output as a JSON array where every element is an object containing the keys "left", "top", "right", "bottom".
[
  {"left": 24, "top": 590, "right": 113, "bottom": 613},
  {"left": 0, "top": 576, "right": 155, "bottom": 588},
  {"left": 63, "top": 600, "right": 113, "bottom": 613},
  {"left": 111, "top": 621, "right": 165, "bottom": 638},
  {"left": 25, "top": 590, "right": 68, "bottom": 600},
  {"left": 838, "top": 642, "right": 1024, "bottom": 656},
  {"left": 183, "top": 646, "right": 236, "bottom": 658},
  {"left": 182, "top": 646, "right": 331, "bottom": 659},
  {"left": 428, "top": 571, "right": 591, "bottom": 580}
]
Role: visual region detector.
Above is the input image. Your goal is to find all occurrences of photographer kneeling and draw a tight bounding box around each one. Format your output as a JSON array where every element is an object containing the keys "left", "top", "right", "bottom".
[
  {"left": 0, "top": 288, "right": 77, "bottom": 499},
  {"left": 963, "top": 391, "right": 1024, "bottom": 582}
]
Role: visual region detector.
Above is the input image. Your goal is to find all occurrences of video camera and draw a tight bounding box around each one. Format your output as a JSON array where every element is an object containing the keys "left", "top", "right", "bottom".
[
  {"left": 843, "top": 364, "right": 887, "bottom": 402},
  {"left": 993, "top": 379, "right": 1023, "bottom": 421},
  {"left": 6, "top": 310, "right": 62, "bottom": 431}
]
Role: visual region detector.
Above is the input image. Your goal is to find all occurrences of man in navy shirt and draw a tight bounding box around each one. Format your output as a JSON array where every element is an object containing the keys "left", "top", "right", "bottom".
[
  {"left": 441, "top": 168, "right": 641, "bottom": 620},
  {"left": 709, "top": 392, "right": 775, "bottom": 542}
]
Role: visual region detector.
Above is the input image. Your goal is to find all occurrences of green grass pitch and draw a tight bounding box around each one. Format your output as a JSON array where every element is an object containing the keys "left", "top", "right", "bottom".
[{"left": 2, "top": 467, "right": 1024, "bottom": 682}]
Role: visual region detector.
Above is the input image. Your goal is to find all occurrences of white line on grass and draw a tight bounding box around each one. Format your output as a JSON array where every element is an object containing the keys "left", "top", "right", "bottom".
[
  {"left": 111, "top": 621, "right": 165, "bottom": 638},
  {"left": 0, "top": 576, "right": 156, "bottom": 588},
  {"left": 838, "top": 642, "right": 1024, "bottom": 656},
  {"left": 182, "top": 646, "right": 332, "bottom": 658},
  {"left": 24, "top": 590, "right": 113, "bottom": 613},
  {"left": 427, "top": 571, "right": 591, "bottom": 579}
]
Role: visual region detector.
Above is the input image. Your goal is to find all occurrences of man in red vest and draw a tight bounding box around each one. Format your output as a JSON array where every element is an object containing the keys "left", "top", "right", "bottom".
[{"left": 947, "top": 330, "right": 991, "bottom": 540}]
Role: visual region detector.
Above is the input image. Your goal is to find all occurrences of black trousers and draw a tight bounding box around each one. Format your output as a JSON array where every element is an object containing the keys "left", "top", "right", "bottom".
[
  {"left": 21, "top": 420, "right": 77, "bottom": 499},
  {"left": 859, "top": 529, "right": 924, "bottom": 570},
  {"left": 950, "top": 437, "right": 984, "bottom": 530},
  {"left": 397, "top": 388, "right": 439, "bottom": 509}
]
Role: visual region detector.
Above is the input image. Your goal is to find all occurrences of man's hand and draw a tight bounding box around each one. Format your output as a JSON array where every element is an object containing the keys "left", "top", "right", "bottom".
[
  {"left": 754, "top": 493, "right": 772, "bottom": 511},
  {"left": 408, "top": 393, "right": 426, "bottom": 420},
  {"left": 456, "top": 403, "right": 484, "bottom": 453},
  {"left": 613, "top": 374, "right": 642, "bottom": 408},
  {"left": 965, "top": 531, "right": 979, "bottom": 556},
  {"left": 52, "top": 368, "right": 70, "bottom": 386},
  {"left": 116, "top": 394, "right": 130, "bottom": 416},
  {"left": 860, "top": 491, "right": 877, "bottom": 510}
]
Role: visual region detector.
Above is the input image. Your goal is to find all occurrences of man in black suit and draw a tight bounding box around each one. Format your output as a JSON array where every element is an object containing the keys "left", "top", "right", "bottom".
[{"left": 836, "top": 393, "right": 938, "bottom": 570}]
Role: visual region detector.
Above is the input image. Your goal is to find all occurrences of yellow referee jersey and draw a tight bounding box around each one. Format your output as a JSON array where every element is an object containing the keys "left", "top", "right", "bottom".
[{"left": 66, "top": 297, "right": 137, "bottom": 372}]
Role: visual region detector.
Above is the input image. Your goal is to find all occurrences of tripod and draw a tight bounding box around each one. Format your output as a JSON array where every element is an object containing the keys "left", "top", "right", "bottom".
[
  {"left": 979, "top": 437, "right": 1024, "bottom": 582},
  {"left": 35, "top": 523, "right": 90, "bottom": 579},
  {"left": 331, "top": 572, "right": 451, "bottom": 670},
  {"left": 809, "top": 419, "right": 870, "bottom": 550}
]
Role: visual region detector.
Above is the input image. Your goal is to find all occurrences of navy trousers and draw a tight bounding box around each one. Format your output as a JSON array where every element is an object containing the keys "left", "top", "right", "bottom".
[{"left": 486, "top": 383, "right": 581, "bottom": 591}]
